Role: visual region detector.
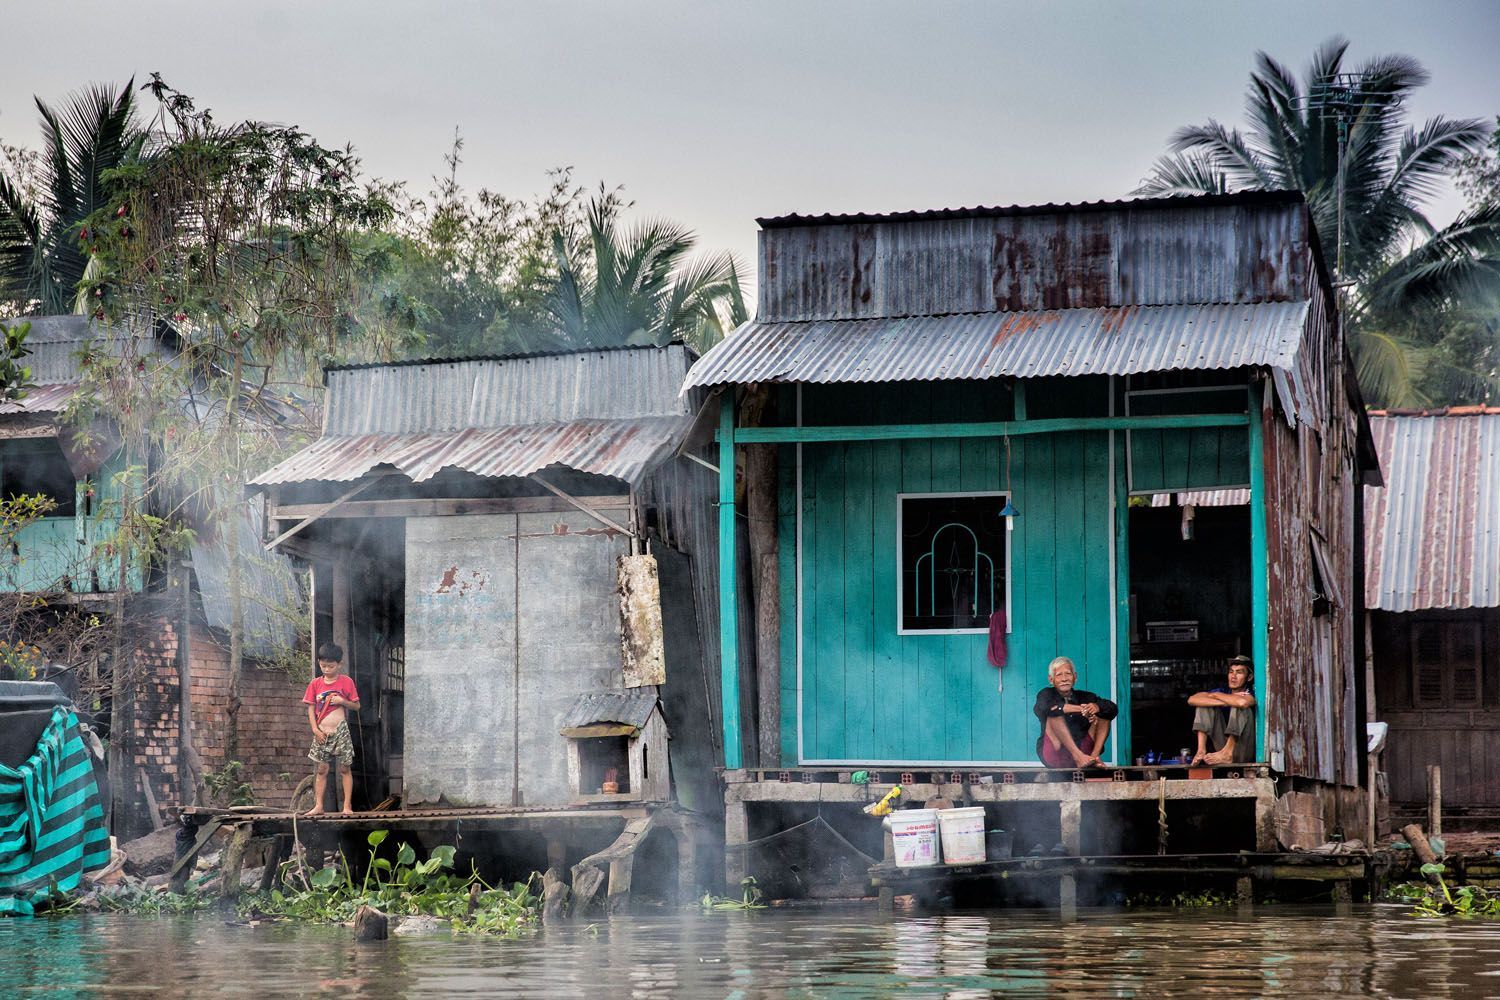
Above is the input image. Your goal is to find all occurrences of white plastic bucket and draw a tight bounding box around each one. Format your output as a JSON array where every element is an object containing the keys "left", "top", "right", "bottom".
[
  {"left": 889, "top": 808, "right": 941, "bottom": 868},
  {"left": 937, "top": 807, "right": 987, "bottom": 864}
]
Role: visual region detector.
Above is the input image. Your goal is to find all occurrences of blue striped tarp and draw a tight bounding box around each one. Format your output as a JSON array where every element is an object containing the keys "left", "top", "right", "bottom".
[{"left": 0, "top": 706, "right": 111, "bottom": 916}]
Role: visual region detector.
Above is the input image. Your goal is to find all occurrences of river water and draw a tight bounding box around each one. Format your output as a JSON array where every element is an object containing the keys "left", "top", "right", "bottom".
[{"left": 3, "top": 903, "right": 1497, "bottom": 997}]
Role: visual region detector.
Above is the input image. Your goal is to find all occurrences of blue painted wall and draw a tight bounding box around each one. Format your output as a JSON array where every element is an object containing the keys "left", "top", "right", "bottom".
[{"left": 780, "top": 430, "right": 1119, "bottom": 765}]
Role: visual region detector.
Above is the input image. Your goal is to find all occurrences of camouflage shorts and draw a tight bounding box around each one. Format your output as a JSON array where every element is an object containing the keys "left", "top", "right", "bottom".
[{"left": 308, "top": 720, "right": 354, "bottom": 767}]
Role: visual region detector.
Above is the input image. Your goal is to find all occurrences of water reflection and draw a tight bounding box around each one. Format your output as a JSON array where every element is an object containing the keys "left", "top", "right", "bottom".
[{"left": 5, "top": 903, "right": 1500, "bottom": 997}]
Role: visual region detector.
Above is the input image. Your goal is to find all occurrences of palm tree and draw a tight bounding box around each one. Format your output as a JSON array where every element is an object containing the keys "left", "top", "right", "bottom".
[
  {"left": 1135, "top": 39, "right": 1499, "bottom": 404},
  {"left": 0, "top": 82, "right": 144, "bottom": 315},
  {"left": 547, "top": 197, "right": 741, "bottom": 353}
]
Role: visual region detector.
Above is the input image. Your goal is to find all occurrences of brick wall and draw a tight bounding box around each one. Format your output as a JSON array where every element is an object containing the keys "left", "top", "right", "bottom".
[{"left": 131, "top": 615, "right": 310, "bottom": 818}]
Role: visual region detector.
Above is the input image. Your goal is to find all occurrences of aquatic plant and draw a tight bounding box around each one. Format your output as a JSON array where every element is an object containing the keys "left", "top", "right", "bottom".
[
  {"left": 700, "top": 875, "right": 765, "bottom": 911},
  {"left": 1126, "top": 889, "right": 1236, "bottom": 908},
  {"left": 1407, "top": 864, "right": 1500, "bottom": 918},
  {"left": 247, "top": 829, "right": 539, "bottom": 936}
]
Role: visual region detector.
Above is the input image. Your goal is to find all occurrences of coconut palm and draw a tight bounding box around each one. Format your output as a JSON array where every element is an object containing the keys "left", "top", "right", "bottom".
[
  {"left": 1135, "top": 39, "right": 1499, "bottom": 404},
  {"left": 547, "top": 197, "right": 741, "bottom": 353},
  {"left": 0, "top": 82, "right": 144, "bottom": 314}
]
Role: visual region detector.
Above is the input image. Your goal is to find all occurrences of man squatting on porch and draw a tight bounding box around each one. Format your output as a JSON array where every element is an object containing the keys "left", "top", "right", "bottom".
[
  {"left": 303, "top": 642, "right": 360, "bottom": 815},
  {"left": 1033, "top": 656, "right": 1118, "bottom": 768},
  {"left": 1188, "top": 654, "right": 1257, "bottom": 765}
]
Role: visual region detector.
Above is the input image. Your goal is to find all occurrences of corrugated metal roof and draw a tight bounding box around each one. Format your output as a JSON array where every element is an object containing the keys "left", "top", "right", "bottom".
[
  {"left": 756, "top": 189, "right": 1306, "bottom": 228},
  {"left": 0, "top": 382, "right": 79, "bottom": 416},
  {"left": 684, "top": 302, "right": 1308, "bottom": 388},
  {"left": 256, "top": 346, "right": 696, "bottom": 488},
  {"left": 250, "top": 416, "right": 692, "bottom": 487},
  {"left": 1365, "top": 411, "right": 1500, "bottom": 612},
  {"left": 561, "top": 689, "right": 658, "bottom": 730},
  {"left": 323, "top": 345, "right": 693, "bottom": 436},
  {"left": 1148, "top": 489, "right": 1251, "bottom": 507},
  {"left": 9, "top": 315, "right": 141, "bottom": 384}
]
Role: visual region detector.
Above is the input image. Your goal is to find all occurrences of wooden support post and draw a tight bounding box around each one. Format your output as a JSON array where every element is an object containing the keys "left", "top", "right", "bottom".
[
  {"left": 1058, "top": 874, "right": 1077, "bottom": 917},
  {"left": 718, "top": 395, "right": 742, "bottom": 769},
  {"left": 260, "top": 834, "right": 292, "bottom": 893},
  {"left": 1254, "top": 790, "right": 1278, "bottom": 852},
  {"left": 547, "top": 838, "right": 567, "bottom": 874},
  {"left": 1427, "top": 765, "right": 1442, "bottom": 839},
  {"left": 606, "top": 856, "right": 634, "bottom": 915},
  {"left": 168, "top": 817, "right": 223, "bottom": 894},
  {"left": 220, "top": 823, "right": 252, "bottom": 901},
  {"left": 1402, "top": 823, "right": 1443, "bottom": 886},
  {"left": 725, "top": 797, "right": 749, "bottom": 892},
  {"left": 1235, "top": 876, "right": 1254, "bottom": 906},
  {"left": 332, "top": 560, "right": 350, "bottom": 656},
  {"left": 676, "top": 825, "right": 699, "bottom": 904},
  {"left": 1331, "top": 880, "right": 1353, "bottom": 905},
  {"left": 1059, "top": 799, "right": 1082, "bottom": 856},
  {"left": 542, "top": 868, "right": 569, "bottom": 924}
]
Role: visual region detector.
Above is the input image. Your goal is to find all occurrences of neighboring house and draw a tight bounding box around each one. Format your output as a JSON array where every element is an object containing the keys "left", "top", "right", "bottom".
[
  {"left": 689, "top": 190, "right": 1381, "bottom": 892},
  {"left": 1366, "top": 407, "right": 1500, "bottom": 827},
  {"left": 246, "top": 345, "right": 723, "bottom": 898},
  {"left": 0, "top": 315, "right": 306, "bottom": 838}
]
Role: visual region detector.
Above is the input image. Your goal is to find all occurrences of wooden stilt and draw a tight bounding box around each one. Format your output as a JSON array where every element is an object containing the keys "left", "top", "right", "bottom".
[
  {"left": 725, "top": 798, "right": 749, "bottom": 892},
  {"left": 221, "top": 823, "right": 252, "bottom": 900}
]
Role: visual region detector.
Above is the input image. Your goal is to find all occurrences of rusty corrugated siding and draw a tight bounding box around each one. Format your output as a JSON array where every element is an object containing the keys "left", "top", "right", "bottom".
[
  {"left": 250, "top": 416, "right": 692, "bottom": 487},
  {"left": 0, "top": 382, "right": 79, "bottom": 416},
  {"left": 1365, "top": 411, "right": 1500, "bottom": 612},
  {"left": 685, "top": 302, "right": 1308, "bottom": 389},
  {"left": 755, "top": 194, "right": 1308, "bottom": 322}
]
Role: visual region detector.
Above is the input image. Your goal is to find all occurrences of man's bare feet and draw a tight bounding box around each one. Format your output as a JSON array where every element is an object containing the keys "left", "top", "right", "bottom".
[
  {"left": 1072, "top": 754, "right": 1102, "bottom": 768},
  {"left": 304, "top": 808, "right": 325, "bottom": 817},
  {"left": 1201, "top": 748, "right": 1233, "bottom": 766},
  {"left": 1190, "top": 753, "right": 1207, "bottom": 766}
]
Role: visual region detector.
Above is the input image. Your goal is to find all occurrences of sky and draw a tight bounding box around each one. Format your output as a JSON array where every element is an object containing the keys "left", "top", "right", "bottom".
[{"left": 4, "top": 1, "right": 1498, "bottom": 298}]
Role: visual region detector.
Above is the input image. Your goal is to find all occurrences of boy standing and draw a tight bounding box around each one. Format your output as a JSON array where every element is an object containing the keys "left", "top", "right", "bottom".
[{"left": 303, "top": 643, "right": 360, "bottom": 815}]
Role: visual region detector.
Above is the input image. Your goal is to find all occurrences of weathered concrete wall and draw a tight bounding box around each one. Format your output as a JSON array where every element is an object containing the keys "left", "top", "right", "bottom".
[{"left": 405, "top": 511, "right": 628, "bottom": 807}]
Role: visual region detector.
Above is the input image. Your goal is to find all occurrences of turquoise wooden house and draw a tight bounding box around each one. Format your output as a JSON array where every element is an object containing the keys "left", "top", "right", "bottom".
[{"left": 687, "top": 192, "right": 1381, "bottom": 888}]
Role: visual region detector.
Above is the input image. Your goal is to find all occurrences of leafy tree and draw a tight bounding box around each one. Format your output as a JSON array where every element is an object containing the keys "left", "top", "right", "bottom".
[
  {"left": 546, "top": 195, "right": 743, "bottom": 352},
  {"left": 76, "top": 75, "right": 392, "bottom": 763},
  {"left": 1135, "top": 38, "right": 1500, "bottom": 405},
  {"left": 0, "top": 82, "right": 145, "bottom": 315}
]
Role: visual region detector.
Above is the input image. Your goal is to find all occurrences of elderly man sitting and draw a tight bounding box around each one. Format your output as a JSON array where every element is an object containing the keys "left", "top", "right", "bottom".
[
  {"left": 1033, "top": 656, "right": 1118, "bottom": 768},
  {"left": 1188, "top": 655, "right": 1257, "bottom": 765}
]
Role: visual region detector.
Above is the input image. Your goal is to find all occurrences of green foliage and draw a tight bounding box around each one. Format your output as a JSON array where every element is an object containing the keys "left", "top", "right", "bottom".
[
  {"left": 1135, "top": 37, "right": 1500, "bottom": 406},
  {"left": 0, "top": 319, "right": 33, "bottom": 399},
  {"left": 250, "top": 829, "right": 539, "bottom": 936},
  {"left": 1126, "top": 889, "right": 1236, "bottom": 908},
  {"left": 0, "top": 82, "right": 145, "bottom": 315},
  {"left": 202, "top": 760, "right": 256, "bottom": 807},
  {"left": 700, "top": 875, "right": 766, "bottom": 911},
  {"left": 1405, "top": 864, "right": 1500, "bottom": 918},
  {"left": 94, "top": 886, "right": 214, "bottom": 915}
]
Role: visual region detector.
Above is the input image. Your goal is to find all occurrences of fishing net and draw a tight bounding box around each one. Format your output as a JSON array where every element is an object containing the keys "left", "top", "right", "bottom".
[{"left": 728, "top": 813, "right": 879, "bottom": 899}]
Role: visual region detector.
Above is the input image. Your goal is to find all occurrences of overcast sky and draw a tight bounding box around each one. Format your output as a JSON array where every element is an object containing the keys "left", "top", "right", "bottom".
[{"left": 5, "top": 2, "right": 1498, "bottom": 296}]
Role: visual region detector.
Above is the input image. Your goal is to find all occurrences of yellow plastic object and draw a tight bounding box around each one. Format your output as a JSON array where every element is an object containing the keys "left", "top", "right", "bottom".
[{"left": 862, "top": 785, "right": 904, "bottom": 817}]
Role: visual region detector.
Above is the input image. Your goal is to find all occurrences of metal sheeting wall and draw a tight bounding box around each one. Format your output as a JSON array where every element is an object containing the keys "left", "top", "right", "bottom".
[
  {"left": 403, "top": 511, "right": 628, "bottom": 807},
  {"left": 1365, "top": 412, "right": 1500, "bottom": 612},
  {"left": 757, "top": 201, "right": 1308, "bottom": 322}
]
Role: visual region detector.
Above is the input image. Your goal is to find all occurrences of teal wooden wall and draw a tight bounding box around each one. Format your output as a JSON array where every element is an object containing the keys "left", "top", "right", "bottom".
[
  {"left": 5, "top": 450, "right": 137, "bottom": 594},
  {"left": 779, "top": 430, "right": 1119, "bottom": 765}
]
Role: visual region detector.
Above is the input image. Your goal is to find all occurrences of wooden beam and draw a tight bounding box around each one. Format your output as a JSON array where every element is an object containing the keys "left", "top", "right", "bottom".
[
  {"left": 1247, "top": 381, "right": 1270, "bottom": 760},
  {"left": 726, "top": 412, "right": 1249, "bottom": 445},
  {"left": 719, "top": 395, "right": 742, "bottom": 770},
  {"left": 263, "top": 476, "right": 386, "bottom": 550},
  {"left": 527, "top": 476, "right": 634, "bottom": 536},
  {"left": 271, "top": 495, "right": 629, "bottom": 521}
]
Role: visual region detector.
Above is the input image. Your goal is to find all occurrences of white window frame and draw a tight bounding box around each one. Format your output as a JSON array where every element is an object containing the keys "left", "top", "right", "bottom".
[{"left": 896, "top": 490, "right": 1012, "bottom": 637}]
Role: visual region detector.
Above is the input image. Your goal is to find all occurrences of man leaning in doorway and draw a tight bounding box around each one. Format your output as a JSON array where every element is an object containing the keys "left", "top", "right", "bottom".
[{"left": 1188, "top": 654, "right": 1257, "bottom": 766}]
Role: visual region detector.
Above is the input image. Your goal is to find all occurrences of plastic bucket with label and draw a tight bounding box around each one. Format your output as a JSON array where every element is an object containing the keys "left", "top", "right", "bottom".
[
  {"left": 889, "top": 808, "right": 941, "bottom": 868},
  {"left": 937, "top": 807, "right": 987, "bottom": 864}
]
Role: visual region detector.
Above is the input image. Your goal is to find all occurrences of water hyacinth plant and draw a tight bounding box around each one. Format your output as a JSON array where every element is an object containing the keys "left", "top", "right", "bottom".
[{"left": 248, "top": 830, "right": 540, "bottom": 936}]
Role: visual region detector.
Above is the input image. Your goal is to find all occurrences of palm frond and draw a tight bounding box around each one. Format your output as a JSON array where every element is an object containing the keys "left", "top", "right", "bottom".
[
  {"left": 1132, "top": 152, "right": 1230, "bottom": 197},
  {"left": 1168, "top": 121, "right": 1278, "bottom": 190},
  {"left": 1351, "top": 325, "right": 1427, "bottom": 408}
]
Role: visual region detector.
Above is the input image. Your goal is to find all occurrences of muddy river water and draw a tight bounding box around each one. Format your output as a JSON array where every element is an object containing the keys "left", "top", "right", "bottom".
[{"left": 3, "top": 903, "right": 1498, "bottom": 997}]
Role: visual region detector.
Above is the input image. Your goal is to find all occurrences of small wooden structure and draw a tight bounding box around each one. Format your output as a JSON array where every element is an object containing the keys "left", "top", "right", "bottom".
[
  {"left": 690, "top": 191, "right": 1382, "bottom": 896},
  {"left": 561, "top": 690, "right": 670, "bottom": 804}
]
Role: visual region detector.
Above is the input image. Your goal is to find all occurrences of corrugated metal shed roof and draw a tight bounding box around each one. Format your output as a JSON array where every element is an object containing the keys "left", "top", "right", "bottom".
[
  {"left": 250, "top": 416, "right": 692, "bottom": 487},
  {"left": 0, "top": 382, "right": 79, "bottom": 416},
  {"left": 756, "top": 189, "right": 1306, "bottom": 228},
  {"left": 323, "top": 345, "right": 693, "bottom": 436},
  {"left": 1365, "top": 410, "right": 1500, "bottom": 611},
  {"left": 684, "top": 302, "right": 1308, "bottom": 389},
  {"left": 254, "top": 345, "right": 698, "bottom": 488},
  {"left": 561, "top": 689, "right": 658, "bottom": 730}
]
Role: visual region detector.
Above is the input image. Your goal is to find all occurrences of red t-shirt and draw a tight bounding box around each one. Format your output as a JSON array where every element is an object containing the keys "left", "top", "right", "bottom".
[{"left": 303, "top": 674, "right": 359, "bottom": 728}]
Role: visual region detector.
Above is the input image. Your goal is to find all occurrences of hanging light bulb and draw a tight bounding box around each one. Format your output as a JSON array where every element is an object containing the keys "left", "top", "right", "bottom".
[{"left": 1000, "top": 435, "right": 1019, "bottom": 529}]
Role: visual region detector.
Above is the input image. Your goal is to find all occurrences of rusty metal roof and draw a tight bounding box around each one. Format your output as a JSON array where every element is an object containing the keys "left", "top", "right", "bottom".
[
  {"left": 684, "top": 302, "right": 1308, "bottom": 389},
  {"left": 250, "top": 416, "right": 691, "bottom": 487},
  {"left": 1365, "top": 410, "right": 1500, "bottom": 611},
  {"left": 0, "top": 382, "right": 80, "bottom": 416},
  {"left": 561, "top": 689, "right": 658, "bottom": 730},
  {"left": 252, "top": 346, "right": 697, "bottom": 488}
]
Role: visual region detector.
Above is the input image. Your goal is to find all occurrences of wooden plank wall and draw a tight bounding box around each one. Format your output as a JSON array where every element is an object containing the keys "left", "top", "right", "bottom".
[{"left": 781, "top": 430, "right": 1115, "bottom": 765}]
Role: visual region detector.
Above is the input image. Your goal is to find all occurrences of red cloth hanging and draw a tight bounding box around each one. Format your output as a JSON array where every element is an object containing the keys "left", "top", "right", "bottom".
[{"left": 987, "top": 609, "right": 1007, "bottom": 669}]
